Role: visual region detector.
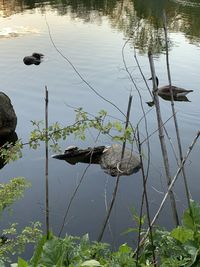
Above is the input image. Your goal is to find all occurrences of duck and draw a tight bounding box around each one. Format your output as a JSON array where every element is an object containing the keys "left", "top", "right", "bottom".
[
  {"left": 23, "top": 52, "right": 44, "bottom": 65},
  {"left": 149, "top": 76, "right": 193, "bottom": 97}
]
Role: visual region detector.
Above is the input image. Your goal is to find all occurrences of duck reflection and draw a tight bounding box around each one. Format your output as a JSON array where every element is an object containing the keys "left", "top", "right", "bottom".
[
  {"left": 0, "top": 132, "right": 18, "bottom": 169},
  {"left": 146, "top": 94, "right": 191, "bottom": 107},
  {"left": 159, "top": 94, "right": 190, "bottom": 102}
]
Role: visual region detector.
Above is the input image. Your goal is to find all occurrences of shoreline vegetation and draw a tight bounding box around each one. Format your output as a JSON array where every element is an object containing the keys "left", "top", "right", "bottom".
[{"left": 0, "top": 10, "right": 200, "bottom": 267}]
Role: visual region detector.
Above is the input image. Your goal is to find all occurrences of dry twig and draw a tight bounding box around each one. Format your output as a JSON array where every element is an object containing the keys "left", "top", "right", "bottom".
[
  {"left": 148, "top": 51, "right": 179, "bottom": 226},
  {"left": 45, "top": 86, "right": 50, "bottom": 239},
  {"left": 163, "top": 11, "right": 191, "bottom": 209},
  {"left": 97, "top": 95, "right": 133, "bottom": 242}
]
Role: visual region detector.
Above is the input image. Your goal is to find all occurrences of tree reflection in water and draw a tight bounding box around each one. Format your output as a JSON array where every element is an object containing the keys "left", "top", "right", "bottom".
[{"left": 0, "top": 0, "right": 199, "bottom": 52}]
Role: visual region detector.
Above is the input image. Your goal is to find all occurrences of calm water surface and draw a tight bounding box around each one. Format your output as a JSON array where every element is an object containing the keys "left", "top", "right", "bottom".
[{"left": 0, "top": 0, "right": 200, "bottom": 259}]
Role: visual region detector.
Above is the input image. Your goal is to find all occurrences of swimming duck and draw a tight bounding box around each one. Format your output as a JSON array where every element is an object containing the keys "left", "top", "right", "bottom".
[
  {"left": 23, "top": 52, "right": 44, "bottom": 65},
  {"left": 150, "top": 77, "right": 193, "bottom": 97}
]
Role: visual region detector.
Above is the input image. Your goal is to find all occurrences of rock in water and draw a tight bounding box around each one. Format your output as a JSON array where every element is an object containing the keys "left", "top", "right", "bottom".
[
  {"left": 100, "top": 144, "right": 141, "bottom": 176},
  {"left": 0, "top": 92, "right": 17, "bottom": 136}
]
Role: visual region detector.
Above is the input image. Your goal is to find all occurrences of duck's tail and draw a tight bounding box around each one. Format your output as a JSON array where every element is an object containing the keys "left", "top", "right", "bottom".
[{"left": 177, "top": 90, "right": 193, "bottom": 96}]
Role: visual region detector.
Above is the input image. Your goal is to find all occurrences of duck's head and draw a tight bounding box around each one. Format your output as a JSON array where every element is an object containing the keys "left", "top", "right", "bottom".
[
  {"left": 32, "top": 52, "right": 44, "bottom": 60},
  {"left": 148, "top": 76, "right": 159, "bottom": 86}
]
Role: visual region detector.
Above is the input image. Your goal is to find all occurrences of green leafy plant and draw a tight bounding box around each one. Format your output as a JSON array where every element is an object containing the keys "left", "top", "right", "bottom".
[
  {"left": 0, "top": 108, "right": 135, "bottom": 163},
  {"left": 0, "top": 222, "right": 42, "bottom": 263},
  {"left": 14, "top": 234, "right": 136, "bottom": 267},
  {"left": 140, "top": 200, "right": 200, "bottom": 266},
  {"left": 5, "top": 201, "right": 200, "bottom": 267},
  {"left": 0, "top": 177, "right": 30, "bottom": 213},
  {"left": 0, "top": 178, "right": 42, "bottom": 263}
]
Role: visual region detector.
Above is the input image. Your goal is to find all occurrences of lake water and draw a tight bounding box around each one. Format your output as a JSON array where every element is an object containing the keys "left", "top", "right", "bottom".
[{"left": 0, "top": 0, "right": 200, "bottom": 259}]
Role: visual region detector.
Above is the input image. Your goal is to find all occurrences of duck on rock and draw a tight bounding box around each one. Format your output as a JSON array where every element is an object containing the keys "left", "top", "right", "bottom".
[{"left": 23, "top": 52, "right": 44, "bottom": 65}]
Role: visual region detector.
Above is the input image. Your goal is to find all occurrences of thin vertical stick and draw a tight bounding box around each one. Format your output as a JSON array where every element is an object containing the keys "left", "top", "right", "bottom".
[
  {"left": 97, "top": 95, "right": 133, "bottom": 242},
  {"left": 136, "top": 129, "right": 157, "bottom": 266},
  {"left": 148, "top": 51, "right": 179, "bottom": 226},
  {"left": 45, "top": 86, "right": 49, "bottom": 239},
  {"left": 163, "top": 12, "right": 191, "bottom": 209}
]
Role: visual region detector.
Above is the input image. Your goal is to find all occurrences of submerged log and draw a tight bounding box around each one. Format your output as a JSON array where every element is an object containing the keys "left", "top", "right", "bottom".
[{"left": 52, "top": 144, "right": 141, "bottom": 176}]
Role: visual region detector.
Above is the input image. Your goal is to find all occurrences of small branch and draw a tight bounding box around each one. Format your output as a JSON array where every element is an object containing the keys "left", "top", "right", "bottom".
[
  {"left": 122, "top": 42, "right": 152, "bottom": 221},
  {"left": 58, "top": 163, "right": 91, "bottom": 237},
  {"left": 148, "top": 51, "right": 179, "bottom": 226},
  {"left": 136, "top": 129, "right": 157, "bottom": 266},
  {"left": 141, "top": 113, "right": 176, "bottom": 145},
  {"left": 45, "top": 86, "right": 49, "bottom": 239},
  {"left": 45, "top": 14, "right": 126, "bottom": 118},
  {"left": 163, "top": 11, "right": 191, "bottom": 209},
  {"left": 97, "top": 95, "right": 133, "bottom": 242},
  {"left": 134, "top": 48, "right": 153, "bottom": 98}
]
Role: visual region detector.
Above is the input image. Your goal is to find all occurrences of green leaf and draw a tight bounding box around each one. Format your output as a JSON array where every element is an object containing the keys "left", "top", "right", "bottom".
[
  {"left": 0, "top": 262, "right": 5, "bottom": 267},
  {"left": 183, "top": 201, "right": 200, "bottom": 230},
  {"left": 171, "top": 226, "right": 194, "bottom": 243},
  {"left": 183, "top": 244, "right": 199, "bottom": 266},
  {"left": 114, "top": 121, "right": 123, "bottom": 132},
  {"left": 39, "top": 237, "right": 65, "bottom": 266},
  {"left": 18, "top": 258, "right": 28, "bottom": 267},
  {"left": 118, "top": 243, "right": 132, "bottom": 253},
  {"left": 30, "top": 235, "right": 47, "bottom": 267},
  {"left": 81, "top": 260, "right": 102, "bottom": 266},
  {"left": 122, "top": 227, "right": 141, "bottom": 235}
]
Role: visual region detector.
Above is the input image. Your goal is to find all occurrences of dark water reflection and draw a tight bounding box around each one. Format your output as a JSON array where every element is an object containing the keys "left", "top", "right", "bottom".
[{"left": 1, "top": 0, "right": 200, "bottom": 53}]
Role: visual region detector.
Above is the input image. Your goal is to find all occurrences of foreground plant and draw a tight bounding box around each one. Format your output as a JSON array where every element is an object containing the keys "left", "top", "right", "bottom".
[
  {"left": 141, "top": 200, "right": 200, "bottom": 266},
  {"left": 12, "top": 234, "right": 136, "bottom": 267},
  {"left": 0, "top": 178, "right": 42, "bottom": 263},
  {"left": 7, "top": 200, "right": 200, "bottom": 267}
]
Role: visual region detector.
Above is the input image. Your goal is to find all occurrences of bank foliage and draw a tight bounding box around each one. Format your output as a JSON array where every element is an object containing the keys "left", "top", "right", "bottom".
[
  {"left": 35, "top": 201, "right": 200, "bottom": 266},
  {"left": 1, "top": 200, "right": 200, "bottom": 266}
]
